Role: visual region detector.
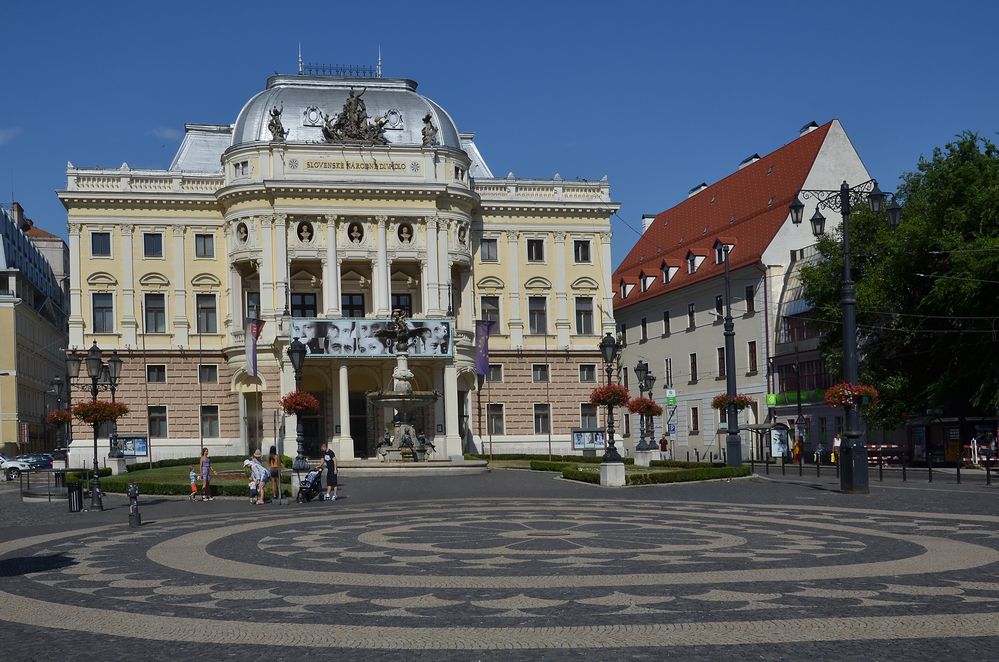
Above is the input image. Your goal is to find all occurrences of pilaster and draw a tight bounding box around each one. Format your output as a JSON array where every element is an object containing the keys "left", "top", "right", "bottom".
[
  {"left": 325, "top": 214, "right": 341, "bottom": 316},
  {"left": 553, "top": 231, "right": 570, "bottom": 348},
  {"left": 171, "top": 224, "right": 189, "bottom": 346},
  {"left": 67, "top": 223, "right": 84, "bottom": 347},
  {"left": 425, "top": 217, "right": 441, "bottom": 315},
  {"left": 506, "top": 230, "right": 524, "bottom": 347}
]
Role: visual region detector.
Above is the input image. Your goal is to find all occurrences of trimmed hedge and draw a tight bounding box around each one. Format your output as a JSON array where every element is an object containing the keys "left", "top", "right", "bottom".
[
  {"left": 126, "top": 454, "right": 294, "bottom": 472},
  {"left": 65, "top": 468, "right": 113, "bottom": 481},
  {"left": 626, "top": 466, "right": 752, "bottom": 485},
  {"left": 561, "top": 467, "right": 601, "bottom": 484},
  {"left": 529, "top": 460, "right": 573, "bottom": 472},
  {"left": 468, "top": 453, "right": 634, "bottom": 465},
  {"left": 648, "top": 460, "right": 723, "bottom": 469},
  {"left": 81, "top": 476, "right": 293, "bottom": 498}
]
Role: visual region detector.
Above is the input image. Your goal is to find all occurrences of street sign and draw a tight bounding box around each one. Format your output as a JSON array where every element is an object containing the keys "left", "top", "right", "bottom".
[
  {"left": 665, "top": 389, "right": 677, "bottom": 407},
  {"left": 668, "top": 423, "right": 676, "bottom": 436}
]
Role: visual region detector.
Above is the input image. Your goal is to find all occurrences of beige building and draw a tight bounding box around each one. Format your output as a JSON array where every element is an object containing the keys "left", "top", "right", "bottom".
[
  {"left": 0, "top": 203, "right": 69, "bottom": 455},
  {"left": 58, "top": 71, "right": 617, "bottom": 464}
]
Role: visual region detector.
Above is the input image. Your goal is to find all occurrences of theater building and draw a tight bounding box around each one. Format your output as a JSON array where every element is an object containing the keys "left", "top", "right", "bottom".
[{"left": 58, "top": 70, "right": 617, "bottom": 464}]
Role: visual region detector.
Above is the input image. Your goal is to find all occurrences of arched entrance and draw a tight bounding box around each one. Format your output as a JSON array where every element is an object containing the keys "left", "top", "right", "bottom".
[{"left": 232, "top": 372, "right": 265, "bottom": 456}]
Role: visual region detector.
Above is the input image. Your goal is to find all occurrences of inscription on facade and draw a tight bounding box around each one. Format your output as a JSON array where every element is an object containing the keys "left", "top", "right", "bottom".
[{"left": 304, "top": 160, "right": 413, "bottom": 172}]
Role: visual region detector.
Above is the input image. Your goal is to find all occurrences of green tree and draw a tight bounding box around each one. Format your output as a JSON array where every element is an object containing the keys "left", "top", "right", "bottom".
[{"left": 801, "top": 133, "right": 999, "bottom": 432}]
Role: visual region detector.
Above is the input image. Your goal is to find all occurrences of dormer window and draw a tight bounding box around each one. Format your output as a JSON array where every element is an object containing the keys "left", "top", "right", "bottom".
[
  {"left": 619, "top": 279, "right": 635, "bottom": 300},
  {"left": 713, "top": 240, "right": 734, "bottom": 264},
  {"left": 661, "top": 261, "right": 678, "bottom": 283},
  {"left": 687, "top": 255, "right": 696, "bottom": 273},
  {"left": 639, "top": 271, "right": 655, "bottom": 292}
]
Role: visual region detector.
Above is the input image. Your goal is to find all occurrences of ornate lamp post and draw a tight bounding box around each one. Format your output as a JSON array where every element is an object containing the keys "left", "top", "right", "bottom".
[
  {"left": 598, "top": 332, "right": 623, "bottom": 463},
  {"left": 49, "top": 376, "right": 65, "bottom": 448},
  {"left": 65, "top": 341, "right": 124, "bottom": 511},
  {"left": 789, "top": 179, "right": 902, "bottom": 493},
  {"left": 722, "top": 246, "right": 742, "bottom": 467},
  {"left": 634, "top": 361, "right": 657, "bottom": 451},
  {"left": 286, "top": 337, "right": 309, "bottom": 471}
]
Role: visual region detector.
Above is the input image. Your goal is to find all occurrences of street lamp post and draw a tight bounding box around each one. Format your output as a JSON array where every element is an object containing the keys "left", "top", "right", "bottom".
[
  {"left": 598, "top": 333, "right": 623, "bottom": 463},
  {"left": 722, "top": 246, "right": 742, "bottom": 467},
  {"left": 286, "top": 337, "right": 309, "bottom": 472},
  {"left": 789, "top": 180, "right": 901, "bottom": 493},
  {"left": 49, "top": 376, "right": 65, "bottom": 448},
  {"left": 634, "top": 361, "right": 657, "bottom": 451}
]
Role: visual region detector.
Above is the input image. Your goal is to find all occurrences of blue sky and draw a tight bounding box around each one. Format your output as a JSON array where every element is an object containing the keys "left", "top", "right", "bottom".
[{"left": 1, "top": 0, "right": 996, "bottom": 266}]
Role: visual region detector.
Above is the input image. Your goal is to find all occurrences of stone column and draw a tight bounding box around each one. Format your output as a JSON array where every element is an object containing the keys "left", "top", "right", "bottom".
[
  {"left": 229, "top": 264, "right": 243, "bottom": 337},
  {"left": 599, "top": 231, "right": 614, "bottom": 334},
  {"left": 425, "top": 217, "right": 440, "bottom": 315},
  {"left": 171, "top": 225, "right": 189, "bottom": 346},
  {"left": 337, "top": 361, "right": 354, "bottom": 460},
  {"left": 120, "top": 224, "right": 137, "bottom": 346},
  {"left": 553, "top": 231, "right": 570, "bottom": 348},
  {"left": 443, "top": 362, "right": 461, "bottom": 458},
  {"left": 67, "top": 223, "right": 84, "bottom": 347},
  {"left": 506, "top": 230, "right": 523, "bottom": 347},
  {"left": 274, "top": 214, "right": 289, "bottom": 316},
  {"left": 420, "top": 260, "right": 430, "bottom": 316},
  {"left": 437, "top": 218, "right": 451, "bottom": 316},
  {"left": 458, "top": 268, "right": 473, "bottom": 330},
  {"left": 325, "top": 215, "right": 341, "bottom": 316},
  {"left": 259, "top": 216, "right": 275, "bottom": 318},
  {"left": 373, "top": 216, "right": 389, "bottom": 316}
]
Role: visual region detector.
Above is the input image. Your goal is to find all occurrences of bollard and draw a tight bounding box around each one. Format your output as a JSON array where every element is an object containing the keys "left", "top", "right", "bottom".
[
  {"left": 956, "top": 458, "right": 961, "bottom": 485},
  {"left": 902, "top": 461, "right": 907, "bottom": 482},
  {"left": 710, "top": 452, "right": 715, "bottom": 463},
  {"left": 686, "top": 451, "right": 690, "bottom": 462},
  {"left": 127, "top": 482, "right": 141, "bottom": 528},
  {"left": 798, "top": 454, "right": 803, "bottom": 476},
  {"left": 986, "top": 460, "right": 992, "bottom": 487},
  {"left": 835, "top": 456, "right": 840, "bottom": 479},
  {"left": 765, "top": 456, "right": 770, "bottom": 475},
  {"left": 695, "top": 449, "right": 700, "bottom": 462},
  {"left": 816, "top": 457, "right": 821, "bottom": 478},
  {"left": 750, "top": 456, "right": 755, "bottom": 473},
  {"left": 722, "top": 449, "right": 727, "bottom": 464},
  {"left": 878, "top": 451, "right": 884, "bottom": 482},
  {"left": 781, "top": 456, "right": 786, "bottom": 476}
]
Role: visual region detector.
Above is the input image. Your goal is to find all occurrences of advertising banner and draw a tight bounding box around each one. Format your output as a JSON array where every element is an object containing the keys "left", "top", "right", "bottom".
[
  {"left": 572, "top": 429, "right": 607, "bottom": 450},
  {"left": 289, "top": 318, "right": 453, "bottom": 357}
]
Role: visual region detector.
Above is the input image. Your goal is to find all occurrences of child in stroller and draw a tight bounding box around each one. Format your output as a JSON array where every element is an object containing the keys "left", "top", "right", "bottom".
[{"left": 296, "top": 464, "right": 324, "bottom": 503}]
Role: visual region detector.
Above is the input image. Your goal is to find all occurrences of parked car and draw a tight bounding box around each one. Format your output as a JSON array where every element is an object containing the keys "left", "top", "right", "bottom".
[
  {"left": 16, "top": 453, "right": 53, "bottom": 469},
  {"left": 0, "top": 453, "right": 33, "bottom": 480}
]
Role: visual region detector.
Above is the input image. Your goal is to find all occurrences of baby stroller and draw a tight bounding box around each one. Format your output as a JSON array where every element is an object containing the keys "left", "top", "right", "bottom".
[{"left": 296, "top": 465, "right": 323, "bottom": 503}]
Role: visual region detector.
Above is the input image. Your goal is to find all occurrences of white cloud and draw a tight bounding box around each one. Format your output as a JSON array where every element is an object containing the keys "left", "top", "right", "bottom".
[
  {"left": 148, "top": 127, "right": 182, "bottom": 141},
  {"left": 0, "top": 127, "right": 22, "bottom": 145}
]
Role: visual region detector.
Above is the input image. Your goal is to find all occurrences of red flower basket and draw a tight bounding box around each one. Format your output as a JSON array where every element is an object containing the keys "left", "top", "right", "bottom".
[
  {"left": 280, "top": 390, "right": 320, "bottom": 416},
  {"left": 627, "top": 396, "right": 663, "bottom": 417},
  {"left": 46, "top": 409, "right": 73, "bottom": 426},
  {"left": 711, "top": 393, "right": 754, "bottom": 410},
  {"left": 824, "top": 383, "right": 879, "bottom": 408},
  {"left": 72, "top": 400, "right": 129, "bottom": 425},
  {"left": 589, "top": 383, "right": 630, "bottom": 407}
]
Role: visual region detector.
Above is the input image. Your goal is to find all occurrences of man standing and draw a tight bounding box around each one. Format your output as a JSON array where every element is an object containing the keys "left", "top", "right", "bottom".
[
  {"left": 320, "top": 441, "right": 338, "bottom": 501},
  {"left": 658, "top": 434, "right": 670, "bottom": 461}
]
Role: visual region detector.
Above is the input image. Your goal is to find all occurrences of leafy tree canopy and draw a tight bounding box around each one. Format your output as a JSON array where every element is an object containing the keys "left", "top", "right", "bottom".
[{"left": 800, "top": 133, "right": 999, "bottom": 429}]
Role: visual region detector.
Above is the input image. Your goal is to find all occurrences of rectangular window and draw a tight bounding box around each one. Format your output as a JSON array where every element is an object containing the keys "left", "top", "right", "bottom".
[
  {"left": 747, "top": 341, "right": 758, "bottom": 373},
  {"left": 195, "top": 233, "right": 215, "bottom": 258},
  {"left": 487, "top": 403, "right": 504, "bottom": 435},
  {"left": 291, "top": 293, "right": 317, "bottom": 318},
  {"left": 146, "top": 365, "right": 166, "bottom": 383},
  {"left": 91, "top": 232, "right": 111, "bottom": 257},
  {"left": 575, "top": 297, "right": 593, "bottom": 335},
  {"left": 687, "top": 303, "right": 695, "bottom": 329},
  {"left": 717, "top": 347, "right": 726, "bottom": 377},
  {"left": 391, "top": 293, "right": 412, "bottom": 317},
  {"left": 620, "top": 322, "right": 627, "bottom": 346},
  {"left": 664, "top": 357, "right": 673, "bottom": 388},
  {"left": 341, "top": 293, "right": 364, "bottom": 318},
  {"left": 720, "top": 406, "right": 727, "bottom": 424},
  {"left": 143, "top": 232, "right": 163, "bottom": 258},
  {"left": 534, "top": 404, "right": 551, "bottom": 434},
  {"left": 527, "top": 239, "right": 545, "bottom": 262},
  {"left": 690, "top": 406, "right": 700, "bottom": 433},
  {"left": 528, "top": 297, "right": 547, "bottom": 334},
  {"left": 144, "top": 293, "right": 166, "bottom": 333},
  {"left": 199, "top": 365, "right": 218, "bottom": 384},
  {"left": 623, "top": 366, "right": 629, "bottom": 388},
  {"left": 148, "top": 406, "right": 168, "bottom": 439},
  {"left": 487, "top": 364, "right": 503, "bottom": 382},
  {"left": 745, "top": 285, "right": 755, "bottom": 313},
  {"left": 689, "top": 353, "right": 698, "bottom": 382},
  {"left": 532, "top": 364, "right": 550, "bottom": 383},
  {"left": 623, "top": 412, "right": 630, "bottom": 435},
  {"left": 715, "top": 295, "right": 724, "bottom": 316},
  {"left": 196, "top": 293, "right": 217, "bottom": 333},
  {"left": 579, "top": 364, "right": 596, "bottom": 382},
  {"left": 201, "top": 405, "right": 220, "bottom": 438},
  {"left": 580, "top": 404, "right": 598, "bottom": 429},
  {"left": 662, "top": 310, "right": 670, "bottom": 335},
  {"left": 246, "top": 291, "right": 260, "bottom": 320},
  {"left": 573, "top": 240, "right": 591, "bottom": 263},
  {"left": 481, "top": 296, "right": 501, "bottom": 333},
  {"left": 640, "top": 317, "right": 648, "bottom": 341},
  {"left": 481, "top": 238, "right": 498, "bottom": 262},
  {"left": 92, "top": 293, "right": 113, "bottom": 333}
]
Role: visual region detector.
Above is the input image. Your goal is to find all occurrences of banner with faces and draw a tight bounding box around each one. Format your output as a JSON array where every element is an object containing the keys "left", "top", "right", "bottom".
[{"left": 289, "top": 318, "right": 453, "bottom": 357}]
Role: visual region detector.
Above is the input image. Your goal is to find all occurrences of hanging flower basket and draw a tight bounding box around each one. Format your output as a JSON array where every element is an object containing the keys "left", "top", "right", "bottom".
[
  {"left": 627, "top": 396, "right": 663, "bottom": 417},
  {"left": 46, "top": 409, "right": 73, "bottom": 426},
  {"left": 824, "top": 383, "right": 880, "bottom": 408},
  {"left": 280, "top": 390, "right": 320, "bottom": 416},
  {"left": 589, "top": 383, "right": 630, "bottom": 407},
  {"left": 72, "top": 400, "right": 129, "bottom": 425},
  {"left": 711, "top": 393, "right": 754, "bottom": 410}
]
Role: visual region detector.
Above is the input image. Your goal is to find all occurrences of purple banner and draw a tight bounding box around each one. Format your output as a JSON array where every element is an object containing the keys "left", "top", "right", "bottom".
[
  {"left": 474, "top": 320, "right": 494, "bottom": 375},
  {"left": 245, "top": 318, "right": 265, "bottom": 376}
]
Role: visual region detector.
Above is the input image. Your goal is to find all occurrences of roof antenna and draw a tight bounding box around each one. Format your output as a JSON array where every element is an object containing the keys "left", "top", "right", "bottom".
[
  {"left": 298, "top": 43, "right": 303, "bottom": 75},
  {"left": 376, "top": 45, "right": 382, "bottom": 78}
]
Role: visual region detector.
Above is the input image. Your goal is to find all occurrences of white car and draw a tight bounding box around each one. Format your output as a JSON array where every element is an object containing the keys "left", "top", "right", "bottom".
[{"left": 0, "top": 453, "right": 32, "bottom": 480}]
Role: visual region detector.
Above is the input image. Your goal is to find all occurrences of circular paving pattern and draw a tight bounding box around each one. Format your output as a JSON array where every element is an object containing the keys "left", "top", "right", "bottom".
[{"left": 2, "top": 498, "right": 999, "bottom": 650}]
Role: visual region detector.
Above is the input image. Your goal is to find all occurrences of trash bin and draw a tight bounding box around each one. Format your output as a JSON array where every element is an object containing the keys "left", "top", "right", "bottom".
[{"left": 68, "top": 481, "right": 83, "bottom": 512}]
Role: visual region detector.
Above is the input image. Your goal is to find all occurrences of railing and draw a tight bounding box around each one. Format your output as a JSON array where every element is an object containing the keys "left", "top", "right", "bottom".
[
  {"left": 67, "top": 169, "right": 224, "bottom": 194},
  {"left": 475, "top": 179, "right": 611, "bottom": 203}
]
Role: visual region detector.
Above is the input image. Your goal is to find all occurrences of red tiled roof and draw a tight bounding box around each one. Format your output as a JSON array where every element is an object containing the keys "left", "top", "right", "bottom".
[
  {"left": 26, "top": 226, "right": 61, "bottom": 241},
  {"left": 613, "top": 121, "right": 832, "bottom": 311}
]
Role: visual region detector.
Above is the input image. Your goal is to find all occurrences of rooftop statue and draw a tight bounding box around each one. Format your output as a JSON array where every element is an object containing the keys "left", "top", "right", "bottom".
[
  {"left": 422, "top": 112, "right": 438, "bottom": 147},
  {"left": 268, "top": 105, "right": 289, "bottom": 142},
  {"left": 321, "top": 88, "right": 389, "bottom": 145}
]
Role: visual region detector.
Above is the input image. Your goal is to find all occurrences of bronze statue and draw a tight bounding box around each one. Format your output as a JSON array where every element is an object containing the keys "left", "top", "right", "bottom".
[
  {"left": 268, "top": 104, "right": 289, "bottom": 142},
  {"left": 374, "top": 310, "right": 424, "bottom": 353},
  {"left": 321, "top": 88, "right": 388, "bottom": 145},
  {"left": 422, "top": 112, "right": 437, "bottom": 147}
]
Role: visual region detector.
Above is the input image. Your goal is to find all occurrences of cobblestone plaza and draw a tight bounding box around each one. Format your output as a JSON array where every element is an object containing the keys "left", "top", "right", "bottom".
[{"left": 1, "top": 471, "right": 997, "bottom": 660}]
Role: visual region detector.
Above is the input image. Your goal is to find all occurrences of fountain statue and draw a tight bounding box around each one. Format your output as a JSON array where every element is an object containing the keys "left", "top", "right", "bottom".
[{"left": 367, "top": 311, "right": 441, "bottom": 461}]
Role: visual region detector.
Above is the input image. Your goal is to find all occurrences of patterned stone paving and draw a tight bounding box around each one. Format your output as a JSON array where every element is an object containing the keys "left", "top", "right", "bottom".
[{"left": 2, "top": 494, "right": 999, "bottom": 657}]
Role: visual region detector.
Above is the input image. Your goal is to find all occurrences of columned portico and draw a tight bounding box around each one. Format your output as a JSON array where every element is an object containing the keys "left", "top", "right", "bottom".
[
  {"left": 337, "top": 360, "right": 353, "bottom": 460},
  {"left": 325, "top": 215, "right": 340, "bottom": 316}
]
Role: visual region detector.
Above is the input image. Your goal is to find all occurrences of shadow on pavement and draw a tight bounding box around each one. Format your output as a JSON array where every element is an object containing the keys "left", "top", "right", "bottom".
[{"left": 0, "top": 553, "right": 75, "bottom": 577}]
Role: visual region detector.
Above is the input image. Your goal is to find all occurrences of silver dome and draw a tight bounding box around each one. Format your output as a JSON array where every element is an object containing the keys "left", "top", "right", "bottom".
[{"left": 232, "top": 75, "right": 462, "bottom": 149}]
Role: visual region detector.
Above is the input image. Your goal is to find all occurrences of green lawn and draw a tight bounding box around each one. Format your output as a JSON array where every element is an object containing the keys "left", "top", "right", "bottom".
[{"left": 90, "top": 461, "right": 293, "bottom": 497}]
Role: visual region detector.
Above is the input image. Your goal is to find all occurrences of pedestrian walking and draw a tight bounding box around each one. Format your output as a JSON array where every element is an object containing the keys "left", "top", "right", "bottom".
[
  {"left": 244, "top": 453, "right": 269, "bottom": 505},
  {"left": 792, "top": 438, "right": 801, "bottom": 464},
  {"left": 320, "top": 441, "right": 338, "bottom": 501},
  {"left": 199, "top": 447, "right": 218, "bottom": 501},
  {"left": 268, "top": 445, "right": 282, "bottom": 502},
  {"left": 815, "top": 443, "right": 825, "bottom": 465},
  {"left": 658, "top": 434, "right": 670, "bottom": 461},
  {"left": 188, "top": 465, "right": 199, "bottom": 501}
]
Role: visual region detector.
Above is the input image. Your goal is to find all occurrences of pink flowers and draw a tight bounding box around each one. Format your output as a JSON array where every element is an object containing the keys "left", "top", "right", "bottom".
[
  {"left": 280, "top": 390, "right": 320, "bottom": 415},
  {"left": 824, "top": 383, "right": 879, "bottom": 408},
  {"left": 589, "top": 383, "right": 630, "bottom": 407}
]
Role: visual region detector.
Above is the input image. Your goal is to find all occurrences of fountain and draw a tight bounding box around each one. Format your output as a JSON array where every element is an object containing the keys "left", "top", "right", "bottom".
[{"left": 366, "top": 311, "right": 441, "bottom": 462}]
